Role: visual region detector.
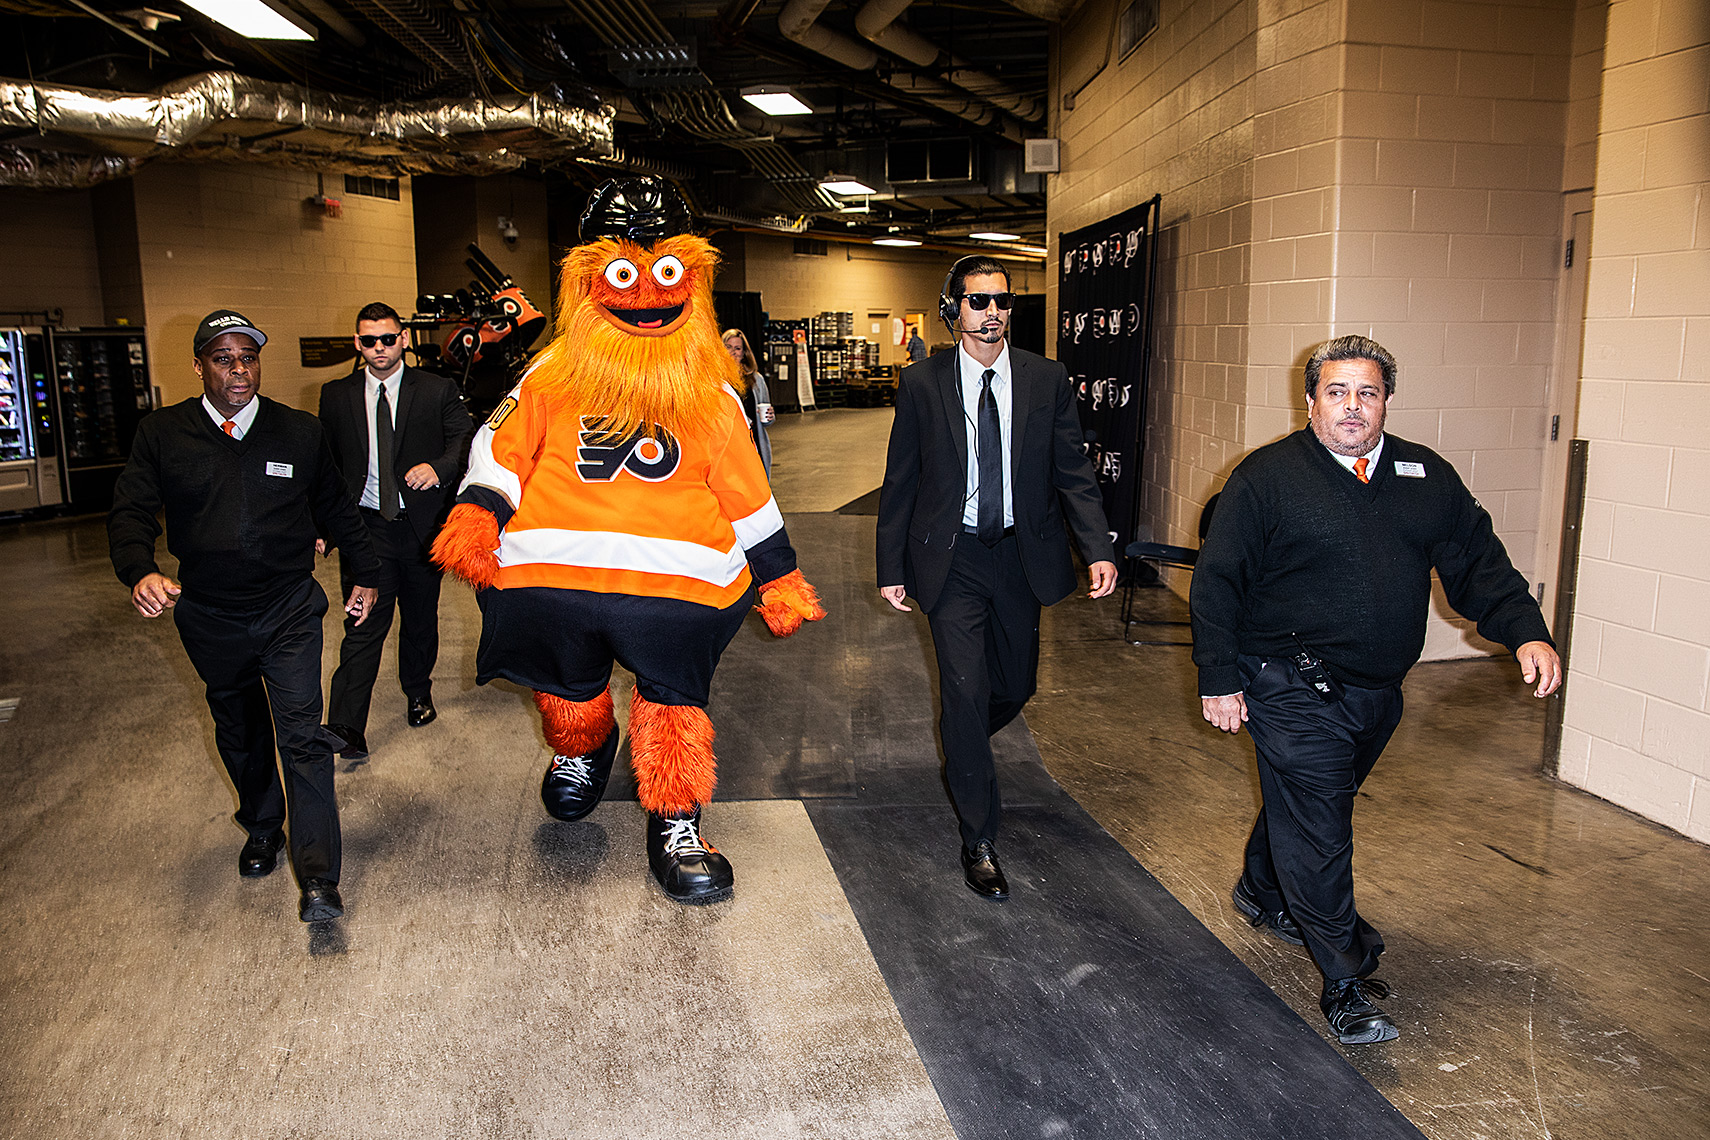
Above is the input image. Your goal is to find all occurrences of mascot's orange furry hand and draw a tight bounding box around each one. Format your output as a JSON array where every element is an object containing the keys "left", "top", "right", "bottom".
[
  {"left": 755, "top": 569, "right": 826, "bottom": 637},
  {"left": 431, "top": 503, "right": 501, "bottom": 590}
]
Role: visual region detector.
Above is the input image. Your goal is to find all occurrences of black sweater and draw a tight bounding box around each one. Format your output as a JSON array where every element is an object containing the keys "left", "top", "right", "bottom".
[
  {"left": 109, "top": 396, "right": 380, "bottom": 608},
  {"left": 1190, "top": 429, "right": 1552, "bottom": 695}
]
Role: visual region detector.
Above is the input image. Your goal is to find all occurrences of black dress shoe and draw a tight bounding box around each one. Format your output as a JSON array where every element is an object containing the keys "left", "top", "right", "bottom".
[
  {"left": 406, "top": 696, "right": 436, "bottom": 728},
  {"left": 1321, "top": 977, "right": 1399, "bottom": 1044},
  {"left": 961, "top": 840, "right": 1009, "bottom": 900},
  {"left": 540, "top": 728, "right": 620, "bottom": 822},
  {"left": 324, "top": 722, "right": 368, "bottom": 759},
  {"left": 1231, "top": 878, "right": 1306, "bottom": 945},
  {"left": 299, "top": 879, "right": 344, "bottom": 922},
  {"left": 646, "top": 809, "right": 734, "bottom": 904},
  {"left": 238, "top": 831, "right": 285, "bottom": 878}
]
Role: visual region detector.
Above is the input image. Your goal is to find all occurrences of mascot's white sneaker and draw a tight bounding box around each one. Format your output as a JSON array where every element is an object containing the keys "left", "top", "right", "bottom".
[
  {"left": 541, "top": 728, "right": 620, "bottom": 821},
  {"left": 646, "top": 808, "right": 734, "bottom": 904}
]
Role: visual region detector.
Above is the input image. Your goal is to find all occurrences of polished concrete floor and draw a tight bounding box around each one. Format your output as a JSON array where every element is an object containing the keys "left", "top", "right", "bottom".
[{"left": 1, "top": 406, "right": 1705, "bottom": 1139}]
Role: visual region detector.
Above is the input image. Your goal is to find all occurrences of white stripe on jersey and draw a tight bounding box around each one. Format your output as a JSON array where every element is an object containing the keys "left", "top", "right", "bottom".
[
  {"left": 730, "top": 497, "right": 783, "bottom": 551},
  {"left": 459, "top": 421, "right": 524, "bottom": 508},
  {"left": 498, "top": 527, "right": 749, "bottom": 587}
]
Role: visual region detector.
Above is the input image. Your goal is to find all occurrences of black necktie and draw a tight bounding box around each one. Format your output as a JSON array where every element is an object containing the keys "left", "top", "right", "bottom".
[
  {"left": 976, "top": 368, "right": 1003, "bottom": 547},
  {"left": 376, "top": 382, "right": 399, "bottom": 520}
]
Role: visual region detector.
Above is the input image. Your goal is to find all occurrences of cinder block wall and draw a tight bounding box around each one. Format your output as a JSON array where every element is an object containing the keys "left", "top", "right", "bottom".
[
  {"left": 1559, "top": 0, "right": 1710, "bottom": 839},
  {"left": 1048, "top": 0, "right": 1579, "bottom": 663},
  {"left": 130, "top": 164, "right": 418, "bottom": 411},
  {"left": 0, "top": 189, "right": 106, "bottom": 327}
]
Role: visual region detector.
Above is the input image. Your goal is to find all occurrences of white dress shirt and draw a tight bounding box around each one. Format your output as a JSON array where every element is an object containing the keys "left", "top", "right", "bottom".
[
  {"left": 202, "top": 395, "right": 259, "bottom": 440},
  {"left": 361, "top": 366, "right": 404, "bottom": 512},
  {"left": 957, "top": 341, "right": 1014, "bottom": 530},
  {"left": 1324, "top": 434, "right": 1385, "bottom": 476}
]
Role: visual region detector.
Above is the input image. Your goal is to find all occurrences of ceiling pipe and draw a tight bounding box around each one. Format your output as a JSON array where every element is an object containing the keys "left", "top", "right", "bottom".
[
  {"left": 777, "top": 0, "right": 881, "bottom": 70},
  {"left": 853, "top": 0, "right": 1044, "bottom": 124},
  {"left": 777, "top": 0, "right": 1027, "bottom": 140}
]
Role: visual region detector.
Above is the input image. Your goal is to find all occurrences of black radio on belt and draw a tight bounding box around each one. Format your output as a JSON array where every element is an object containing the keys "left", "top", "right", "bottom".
[{"left": 1290, "top": 634, "right": 1344, "bottom": 704}]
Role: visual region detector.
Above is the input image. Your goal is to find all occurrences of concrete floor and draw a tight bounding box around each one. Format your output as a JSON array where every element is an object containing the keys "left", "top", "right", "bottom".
[{"left": 1, "top": 405, "right": 1706, "bottom": 1139}]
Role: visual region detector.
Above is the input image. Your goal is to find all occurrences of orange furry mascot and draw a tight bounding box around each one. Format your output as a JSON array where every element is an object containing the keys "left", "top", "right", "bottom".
[{"left": 431, "top": 177, "right": 823, "bottom": 903}]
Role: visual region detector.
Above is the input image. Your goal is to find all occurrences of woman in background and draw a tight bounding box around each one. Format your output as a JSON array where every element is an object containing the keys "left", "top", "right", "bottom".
[{"left": 722, "top": 328, "right": 774, "bottom": 477}]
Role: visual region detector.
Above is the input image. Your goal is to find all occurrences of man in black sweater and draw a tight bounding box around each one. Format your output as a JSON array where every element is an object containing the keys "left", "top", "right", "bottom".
[
  {"left": 109, "top": 310, "right": 382, "bottom": 923},
  {"left": 1190, "top": 335, "right": 1561, "bottom": 1045}
]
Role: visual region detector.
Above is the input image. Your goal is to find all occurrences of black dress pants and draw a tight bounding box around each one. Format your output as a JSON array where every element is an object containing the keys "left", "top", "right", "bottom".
[
  {"left": 328, "top": 509, "right": 443, "bottom": 732},
  {"left": 925, "top": 530, "right": 1040, "bottom": 850},
  {"left": 173, "top": 577, "right": 340, "bottom": 884},
  {"left": 1238, "top": 653, "right": 1403, "bottom": 982}
]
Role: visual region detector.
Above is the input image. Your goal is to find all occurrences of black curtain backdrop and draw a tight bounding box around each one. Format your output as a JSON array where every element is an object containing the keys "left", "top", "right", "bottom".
[{"left": 1056, "top": 195, "right": 1161, "bottom": 553}]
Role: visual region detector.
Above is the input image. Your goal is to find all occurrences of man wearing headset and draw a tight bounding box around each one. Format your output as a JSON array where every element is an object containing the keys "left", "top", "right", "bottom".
[{"left": 877, "top": 255, "right": 1117, "bottom": 900}]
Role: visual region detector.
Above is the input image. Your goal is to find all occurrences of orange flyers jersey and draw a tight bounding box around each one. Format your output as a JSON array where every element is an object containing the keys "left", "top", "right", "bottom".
[{"left": 459, "top": 374, "right": 781, "bottom": 608}]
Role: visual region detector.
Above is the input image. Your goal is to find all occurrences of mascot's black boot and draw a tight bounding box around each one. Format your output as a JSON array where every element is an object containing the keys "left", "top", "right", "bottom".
[
  {"left": 541, "top": 728, "right": 620, "bottom": 821},
  {"left": 646, "top": 808, "right": 733, "bottom": 904}
]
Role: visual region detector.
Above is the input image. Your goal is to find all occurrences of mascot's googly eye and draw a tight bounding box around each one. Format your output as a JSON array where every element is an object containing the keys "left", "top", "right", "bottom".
[
  {"left": 651, "top": 255, "right": 685, "bottom": 287},
  {"left": 604, "top": 259, "right": 640, "bottom": 290}
]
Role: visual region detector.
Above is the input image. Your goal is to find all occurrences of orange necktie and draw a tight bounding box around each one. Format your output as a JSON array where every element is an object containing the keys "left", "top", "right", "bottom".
[
  {"left": 1354, "top": 456, "right": 1370, "bottom": 483},
  {"left": 222, "top": 420, "right": 237, "bottom": 437}
]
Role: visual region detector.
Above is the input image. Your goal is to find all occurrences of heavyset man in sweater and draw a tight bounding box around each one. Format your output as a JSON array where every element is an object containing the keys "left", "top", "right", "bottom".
[
  {"left": 1190, "top": 335, "right": 1561, "bottom": 1045},
  {"left": 109, "top": 310, "right": 382, "bottom": 923}
]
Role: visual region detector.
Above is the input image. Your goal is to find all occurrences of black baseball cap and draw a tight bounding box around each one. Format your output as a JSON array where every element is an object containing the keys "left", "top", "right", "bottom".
[{"left": 193, "top": 310, "right": 268, "bottom": 354}]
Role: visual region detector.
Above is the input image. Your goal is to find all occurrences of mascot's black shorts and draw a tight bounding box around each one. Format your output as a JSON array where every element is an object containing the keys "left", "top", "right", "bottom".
[{"left": 475, "top": 584, "right": 757, "bottom": 707}]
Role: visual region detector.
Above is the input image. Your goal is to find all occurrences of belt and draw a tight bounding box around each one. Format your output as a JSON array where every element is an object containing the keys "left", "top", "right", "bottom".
[{"left": 962, "top": 525, "right": 1016, "bottom": 538}]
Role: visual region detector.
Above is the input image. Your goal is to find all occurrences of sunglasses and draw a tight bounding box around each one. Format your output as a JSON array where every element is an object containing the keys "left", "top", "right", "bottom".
[
  {"left": 962, "top": 292, "right": 1015, "bottom": 311},
  {"left": 358, "top": 333, "right": 401, "bottom": 348}
]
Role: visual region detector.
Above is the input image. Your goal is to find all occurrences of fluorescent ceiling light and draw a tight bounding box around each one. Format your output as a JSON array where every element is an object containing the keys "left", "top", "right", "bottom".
[
  {"left": 1017, "top": 245, "right": 1048, "bottom": 255},
  {"left": 873, "top": 237, "right": 922, "bottom": 247},
  {"left": 968, "top": 231, "right": 1020, "bottom": 241},
  {"left": 821, "top": 177, "right": 877, "bottom": 196},
  {"left": 182, "top": 0, "right": 315, "bottom": 39},
  {"left": 740, "top": 86, "right": 813, "bottom": 116}
]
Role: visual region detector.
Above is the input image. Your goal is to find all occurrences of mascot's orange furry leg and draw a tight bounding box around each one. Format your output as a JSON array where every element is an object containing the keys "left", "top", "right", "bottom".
[
  {"left": 627, "top": 691, "right": 716, "bottom": 816},
  {"left": 629, "top": 690, "right": 731, "bottom": 904},
  {"left": 535, "top": 688, "right": 618, "bottom": 823}
]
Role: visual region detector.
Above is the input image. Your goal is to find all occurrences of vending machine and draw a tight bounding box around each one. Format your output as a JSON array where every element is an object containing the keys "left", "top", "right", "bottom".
[
  {"left": 0, "top": 328, "right": 64, "bottom": 513},
  {"left": 48, "top": 327, "right": 154, "bottom": 512}
]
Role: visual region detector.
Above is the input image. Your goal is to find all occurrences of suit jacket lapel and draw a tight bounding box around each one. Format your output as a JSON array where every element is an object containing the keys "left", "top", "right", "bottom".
[
  {"left": 936, "top": 351, "right": 968, "bottom": 478},
  {"left": 391, "top": 369, "right": 414, "bottom": 459},
  {"left": 348, "top": 371, "right": 370, "bottom": 466},
  {"left": 1008, "top": 349, "right": 1032, "bottom": 492}
]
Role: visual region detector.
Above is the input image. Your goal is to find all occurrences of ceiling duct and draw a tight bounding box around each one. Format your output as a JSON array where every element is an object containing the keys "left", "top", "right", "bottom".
[
  {"left": 776, "top": 0, "right": 1030, "bottom": 141},
  {"left": 853, "top": 0, "right": 1045, "bottom": 123},
  {"left": 0, "top": 71, "right": 616, "bottom": 188}
]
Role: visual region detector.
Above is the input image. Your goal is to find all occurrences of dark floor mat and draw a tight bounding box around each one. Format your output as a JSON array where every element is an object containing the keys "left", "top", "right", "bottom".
[{"left": 725, "top": 513, "right": 1425, "bottom": 1140}]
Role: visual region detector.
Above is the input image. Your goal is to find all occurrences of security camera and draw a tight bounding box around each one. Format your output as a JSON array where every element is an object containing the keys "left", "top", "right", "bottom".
[{"left": 499, "top": 216, "right": 519, "bottom": 246}]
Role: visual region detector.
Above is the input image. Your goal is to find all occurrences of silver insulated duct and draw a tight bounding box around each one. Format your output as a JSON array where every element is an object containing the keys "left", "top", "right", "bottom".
[{"left": 0, "top": 71, "right": 617, "bottom": 188}]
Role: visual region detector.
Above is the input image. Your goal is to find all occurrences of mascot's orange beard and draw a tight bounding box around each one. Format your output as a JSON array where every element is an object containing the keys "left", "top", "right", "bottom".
[{"left": 525, "top": 234, "right": 741, "bottom": 443}]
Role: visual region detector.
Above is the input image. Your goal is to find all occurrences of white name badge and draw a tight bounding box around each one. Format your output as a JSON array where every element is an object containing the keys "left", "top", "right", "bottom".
[
  {"left": 265, "top": 462, "right": 294, "bottom": 478},
  {"left": 1394, "top": 461, "right": 1426, "bottom": 478}
]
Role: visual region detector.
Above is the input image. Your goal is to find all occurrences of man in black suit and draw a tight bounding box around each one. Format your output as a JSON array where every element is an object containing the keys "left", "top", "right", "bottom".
[
  {"left": 877, "top": 256, "right": 1118, "bottom": 900},
  {"left": 318, "top": 302, "right": 474, "bottom": 758}
]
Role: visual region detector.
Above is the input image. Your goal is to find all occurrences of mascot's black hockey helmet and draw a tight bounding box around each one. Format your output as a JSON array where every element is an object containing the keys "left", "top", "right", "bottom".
[{"left": 580, "top": 177, "right": 692, "bottom": 247}]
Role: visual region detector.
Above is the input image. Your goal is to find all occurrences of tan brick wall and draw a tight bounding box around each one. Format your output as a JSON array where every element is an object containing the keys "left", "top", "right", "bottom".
[
  {"left": 0, "top": 189, "right": 106, "bottom": 328},
  {"left": 1049, "top": 0, "right": 1262, "bottom": 549},
  {"left": 131, "top": 164, "right": 418, "bottom": 411},
  {"left": 1334, "top": 0, "right": 1577, "bottom": 660},
  {"left": 1047, "top": 0, "right": 1579, "bottom": 663},
  {"left": 1560, "top": 0, "right": 1710, "bottom": 840}
]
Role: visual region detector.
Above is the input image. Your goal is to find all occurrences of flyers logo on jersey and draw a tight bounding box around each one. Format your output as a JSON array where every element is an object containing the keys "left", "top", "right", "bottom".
[{"left": 576, "top": 417, "right": 682, "bottom": 482}]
